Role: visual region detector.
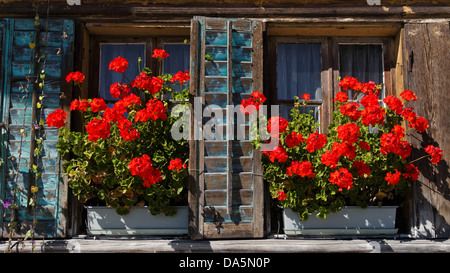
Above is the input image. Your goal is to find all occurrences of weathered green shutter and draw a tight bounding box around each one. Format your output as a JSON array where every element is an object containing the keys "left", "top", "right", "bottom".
[
  {"left": 0, "top": 18, "right": 74, "bottom": 238},
  {"left": 188, "top": 17, "right": 264, "bottom": 239}
]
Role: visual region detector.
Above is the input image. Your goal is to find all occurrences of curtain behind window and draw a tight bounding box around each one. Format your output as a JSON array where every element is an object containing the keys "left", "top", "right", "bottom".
[
  {"left": 277, "top": 43, "right": 322, "bottom": 101},
  {"left": 99, "top": 44, "right": 146, "bottom": 102},
  {"left": 339, "top": 44, "right": 384, "bottom": 100}
]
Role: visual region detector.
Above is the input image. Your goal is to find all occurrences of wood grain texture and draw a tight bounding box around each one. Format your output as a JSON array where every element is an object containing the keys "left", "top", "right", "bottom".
[{"left": 404, "top": 22, "right": 450, "bottom": 238}]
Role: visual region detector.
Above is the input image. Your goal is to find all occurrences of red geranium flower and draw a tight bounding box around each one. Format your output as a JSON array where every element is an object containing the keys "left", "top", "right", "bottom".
[
  {"left": 267, "top": 116, "right": 289, "bottom": 137},
  {"left": 385, "top": 169, "right": 401, "bottom": 186},
  {"left": 285, "top": 131, "right": 305, "bottom": 148},
  {"left": 401, "top": 107, "right": 417, "bottom": 124},
  {"left": 85, "top": 118, "right": 111, "bottom": 142},
  {"left": 70, "top": 99, "right": 89, "bottom": 111},
  {"left": 109, "top": 56, "right": 128, "bottom": 73},
  {"left": 65, "top": 71, "right": 85, "bottom": 84},
  {"left": 334, "top": 91, "right": 349, "bottom": 103},
  {"left": 337, "top": 123, "right": 360, "bottom": 144},
  {"left": 306, "top": 132, "right": 327, "bottom": 153},
  {"left": 361, "top": 105, "right": 385, "bottom": 126},
  {"left": 262, "top": 142, "right": 289, "bottom": 163},
  {"left": 339, "top": 76, "right": 361, "bottom": 91},
  {"left": 171, "top": 70, "right": 190, "bottom": 85},
  {"left": 168, "top": 158, "right": 187, "bottom": 171},
  {"left": 152, "top": 49, "right": 169, "bottom": 59},
  {"left": 360, "top": 81, "right": 379, "bottom": 95},
  {"left": 117, "top": 118, "right": 140, "bottom": 141},
  {"left": 410, "top": 116, "right": 429, "bottom": 133},
  {"left": 131, "top": 73, "right": 164, "bottom": 95},
  {"left": 321, "top": 150, "right": 339, "bottom": 169},
  {"left": 400, "top": 90, "right": 418, "bottom": 102},
  {"left": 329, "top": 168, "right": 354, "bottom": 191},
  {"left": 122, "top": 93, "right": 142, "bottom": 108},
  {"left": 240, "top": 90, "right": 266, "bottom": 114},
  {"left": 103, "top": 107, "right": 125, "bottom": 124},
  {"left": 286, "top": 160, "right": 315, "bottom": 178},
  {"left": 46, "top": 109, "right": 67, "bottom": 128},
  {"left": 352, "top": 160, "right": 371, "bottom": 177},
  {"left": 360, "top": 94, "right": 380, "bottom": 108},
  {"left": 404, "top": 163, "right": 420, "bottom": 181},
  {"left": 424, "top": 145, "right": 443, "bottom": 164},
  {"left": 129, "top": 154, "right": 162, "bottom": 187},
  {"left": 332, "top": 141, "right": 356, "bottom": 160},
  {"left": 277, "top": 190, "right": 287, "bottom": 201},
  {"left": 383, "top": 95, "right": 404, "bottom": 115},
  {"left": 380, "top": 131, "right": 411, "bottom": 159},
  {"left": 120, "top": 127, "right": 140, "bottom": 141},
  {"left": 251, "top": 90, "right": 267, "bottom": 104},
  {"left": 301, "top": 94, "right": 310, "bottom": 100},
  {"left": 110, "top": 82, "right": 131, "bottom": 99},
  {"left": 358, "top": 141, "right": 371, "bottom": 151},
  {"left": 146, "top": 98, "right": 168, "bottom": 121},
  {"left": 339, "top": 102, "right": 361, "bottom": 121},
  {"left": 135, "top": 98, "right": 167, "bottom": 122},
  {"left": 391, "top": 125, "right": 405, "bottom": 138},
  {"left": 90, "top": 98, "right": 107, "bottom": 113}
]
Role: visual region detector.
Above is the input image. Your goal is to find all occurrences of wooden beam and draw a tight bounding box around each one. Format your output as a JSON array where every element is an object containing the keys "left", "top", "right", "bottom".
[{"left": 0, "top": 2, "right": 449, "bottom": 19}]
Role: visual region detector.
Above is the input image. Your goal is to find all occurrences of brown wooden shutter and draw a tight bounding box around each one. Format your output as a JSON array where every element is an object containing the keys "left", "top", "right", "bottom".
[{"left": 188, "top": 17, "right": 264, "bottom": 239}]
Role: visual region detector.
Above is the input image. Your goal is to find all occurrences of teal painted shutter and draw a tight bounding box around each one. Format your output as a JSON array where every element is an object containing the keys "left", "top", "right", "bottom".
[
  {"left": 0, "top": 18, "right": 74, "bottom": 238},
  {"left": 189, "top": 17, "right": 264, "bottom": 239}
]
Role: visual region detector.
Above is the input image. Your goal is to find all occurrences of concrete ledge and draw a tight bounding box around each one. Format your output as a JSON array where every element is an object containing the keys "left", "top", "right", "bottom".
[{"left": 1, "top": 237, "right": 449, "bottom": 253}]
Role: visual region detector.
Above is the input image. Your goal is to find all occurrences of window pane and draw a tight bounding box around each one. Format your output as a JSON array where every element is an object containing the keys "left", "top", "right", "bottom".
[
  {"left": 99, "top": 44, "right": 146, "bottom": 102},
  {"left": 339, "top": 44, "right": 383, "bottom": 99},
  {"left": 163, "top": 44, "right": 190, "bottom": 75},
  {"left": 163, "top": 44, "right": 190, "bottom": 96},
  {"left": 277, "top": 43, "right": 322, "bottom": 101}
]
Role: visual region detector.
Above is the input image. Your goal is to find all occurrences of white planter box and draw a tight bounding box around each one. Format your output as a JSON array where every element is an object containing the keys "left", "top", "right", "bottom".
[
  {"left": 86, "top": 206, "right": 188, "bottom": 236},
  {"left": 283, "top": 206, "right": 398, "bottom": 236}
]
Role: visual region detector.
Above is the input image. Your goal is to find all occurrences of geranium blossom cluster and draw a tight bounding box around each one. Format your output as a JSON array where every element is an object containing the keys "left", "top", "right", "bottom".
[
  {"left": 240, "top": 90, "right": 267, "bottom": 114},
  {"left": 253, "top": 76, "right": 443, "bottom": 209},
  {"left": 128, "top": 155, "right": 162, "bottom": 187},
  {"left": 50, "top": 49, "right": 189, "bottom": 194}
]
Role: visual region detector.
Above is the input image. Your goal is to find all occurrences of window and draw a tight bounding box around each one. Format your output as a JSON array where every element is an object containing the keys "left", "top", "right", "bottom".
[
  {"left": 277, "top": 43, "right": 322, "bottom": 122},
  {"left": 89, "top": 36, "right": 189, "bottom": 101},
  {"left": 99, "top": 43, "right": 146, "bottom": 104},
  {"left": 268, "top": 36, "right": 393, "bottom": 131},
  {"left": 339, "top": 44, "right": 384, "bottom": 101}
]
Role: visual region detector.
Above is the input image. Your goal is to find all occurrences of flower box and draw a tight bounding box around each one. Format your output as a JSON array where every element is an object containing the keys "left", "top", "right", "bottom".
[
  {"left": 283, "top": 206, "right": 398, "bottom": 236},
  {"left": 86, "top": 206, "right": 188, "bottom": 236}
]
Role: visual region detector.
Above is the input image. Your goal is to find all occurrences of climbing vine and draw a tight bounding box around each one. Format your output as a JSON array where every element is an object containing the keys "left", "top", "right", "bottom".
[{"left": 2, "top": 0, "right": 52, "bottom": 253}]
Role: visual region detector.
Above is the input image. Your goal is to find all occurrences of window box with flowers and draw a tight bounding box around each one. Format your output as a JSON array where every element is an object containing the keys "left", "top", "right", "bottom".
[
  {"left": 247, "top": 77, "right": 443, "bottom": 236},
  {"left": 47, "top": 50, "right": 191, "bottom": 235}
]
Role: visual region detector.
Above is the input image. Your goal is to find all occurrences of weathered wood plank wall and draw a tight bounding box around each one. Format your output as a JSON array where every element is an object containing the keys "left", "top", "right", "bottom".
[{"left": 403, "top": 22, "right": 450, "bottom": 238}]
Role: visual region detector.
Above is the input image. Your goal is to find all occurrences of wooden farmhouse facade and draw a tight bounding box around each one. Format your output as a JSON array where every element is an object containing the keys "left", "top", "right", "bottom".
[{"left": 0, "top": 0, "right": 449, "bottom": 240}]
